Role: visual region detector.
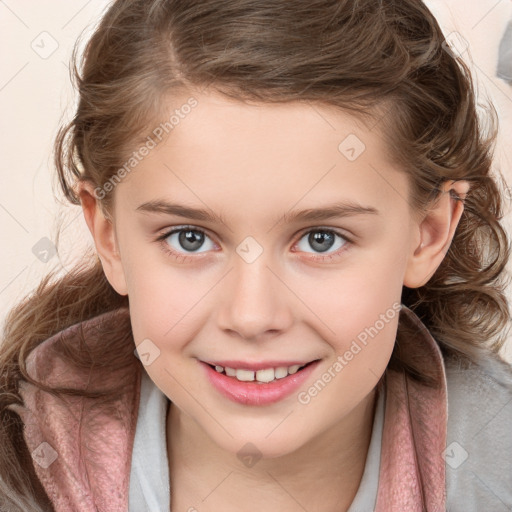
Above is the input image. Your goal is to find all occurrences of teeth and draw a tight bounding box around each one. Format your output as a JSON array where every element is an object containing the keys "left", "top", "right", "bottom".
[
  {"left": 274, "top": 367, "right": 288, "bottom": 379},
  {"left": 225, "top": 366, "right": 237, "bottom": 377},
  {"left": 255, "top": 368, "right": 275, "bottom": 383},
  {"left": 236, "top": 369, "right": 255, "bottom": 381},
  {"left": 212, "top": 363, "right": 308, "bottom": 383},
  {"left": 288, "top": 365, "right": 300, "bottom": 375}
]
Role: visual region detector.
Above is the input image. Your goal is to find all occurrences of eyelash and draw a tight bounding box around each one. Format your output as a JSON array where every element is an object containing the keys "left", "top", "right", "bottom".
[{"left": 155, "top": 225, "right": 353, "bottom": 263}]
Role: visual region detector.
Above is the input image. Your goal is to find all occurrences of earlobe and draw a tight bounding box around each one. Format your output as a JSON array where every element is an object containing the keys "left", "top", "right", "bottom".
[
  {"left": 77, "top": 181, "right": 128, "bottom": 296},
  {"left": 403, "top": 180, "right": 470, "bottom": 289}
]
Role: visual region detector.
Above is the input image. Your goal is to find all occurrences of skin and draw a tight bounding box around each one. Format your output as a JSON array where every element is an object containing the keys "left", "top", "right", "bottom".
[{"left": 79, "top": 88, "right": 468, "bottom": 512}]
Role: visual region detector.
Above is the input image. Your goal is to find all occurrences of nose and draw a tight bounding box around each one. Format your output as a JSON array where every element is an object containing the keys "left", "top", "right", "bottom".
[{"left": 216, "top": 255, "right": 294, "bottom": 341}]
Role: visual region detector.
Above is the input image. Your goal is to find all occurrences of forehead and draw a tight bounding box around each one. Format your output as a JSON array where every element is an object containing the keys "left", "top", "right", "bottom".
[
  {"left": 116, "top": 90, "right": 410, "bottom": 220},
  {"left": 157, "top": 90, "right": 378, "bottom": 156}
]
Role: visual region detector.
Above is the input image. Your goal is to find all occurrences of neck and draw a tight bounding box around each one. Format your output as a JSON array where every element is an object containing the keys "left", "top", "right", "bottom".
[{"left": 167, "top": 388, "right": 377, "bottom": 512}]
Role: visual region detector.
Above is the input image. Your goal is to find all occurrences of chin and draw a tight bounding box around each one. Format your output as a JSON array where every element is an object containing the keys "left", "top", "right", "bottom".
[{"left": 208, "top": 423, "right": 308, "bottom": 462}]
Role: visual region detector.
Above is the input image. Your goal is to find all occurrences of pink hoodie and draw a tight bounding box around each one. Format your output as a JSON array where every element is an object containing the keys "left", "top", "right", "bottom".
[{"left": 8, "top": 306, "right": 447, "bottom": 511}]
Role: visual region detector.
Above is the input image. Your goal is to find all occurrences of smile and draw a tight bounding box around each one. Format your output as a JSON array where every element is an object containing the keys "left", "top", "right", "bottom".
[
  {"left": 200, "top": 359, "right": 321, "bottom": 406},
  {"left": 207, "top": 362, "right": 313, "bottom": 383}
]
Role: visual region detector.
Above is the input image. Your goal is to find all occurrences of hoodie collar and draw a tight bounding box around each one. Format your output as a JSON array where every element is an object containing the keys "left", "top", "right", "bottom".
[
  {"left": 376, "top": 305, "right": 447, "bottom": 511},
  {"left": 9, "top": 306, "right": 139, "bottom": 511}
]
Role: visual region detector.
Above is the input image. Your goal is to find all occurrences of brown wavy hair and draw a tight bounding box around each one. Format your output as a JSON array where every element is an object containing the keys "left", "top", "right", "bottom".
[{"left": 1, "top": 0, "right": 511, "bottom": 509}]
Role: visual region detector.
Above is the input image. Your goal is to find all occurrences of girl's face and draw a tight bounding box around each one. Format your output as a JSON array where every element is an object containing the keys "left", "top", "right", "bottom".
[{"left": 96, "top": 90, "right": 442, "bottom": 458}]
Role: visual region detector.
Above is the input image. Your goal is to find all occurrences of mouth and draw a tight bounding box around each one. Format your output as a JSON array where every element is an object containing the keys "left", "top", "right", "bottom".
[
  {"left": 200, "top": 358, "right": 321, "bottom": 406},
  {"left": 204, "top": 360, "right": 319, "bottom": 384}
]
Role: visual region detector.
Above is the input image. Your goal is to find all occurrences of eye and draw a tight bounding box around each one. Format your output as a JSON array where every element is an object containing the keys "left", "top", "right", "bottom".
[
  {"left": 294, "top": 228, "right": 349, "bottom": 257},
  {"left": 159, "top": 227, "right": 216, "bottom": 254},
  {"left": 155, "top": 225, "right": 351, "bottom": 263}
]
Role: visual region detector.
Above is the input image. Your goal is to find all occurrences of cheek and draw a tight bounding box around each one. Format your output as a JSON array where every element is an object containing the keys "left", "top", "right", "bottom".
[
  {"left": 307, "top": 298, "right": 400, "bottom": 414},
  {"left": 292, "top": 248, "right": 405, "bottom": 340},
  {"left": 125, "top": 255, "right": 220, "bottom": 364},
  {"left": 328, "top": 297, "right": 400, "bottom": 376},
  {"left": 291, "top": 248, "right": 404, "bottom": 380},
  {"left": 127, "top": 270, "right": 198, "bottom": 340},
  {"left": 126, "top": 268, "right": 210, "bottom": 398},
  {"left": 336, "top": 307, "right": 399, "bottom": 372}
]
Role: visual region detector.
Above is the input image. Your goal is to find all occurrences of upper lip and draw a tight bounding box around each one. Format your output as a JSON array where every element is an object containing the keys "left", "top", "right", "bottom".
[{"left": 201, "top": 359, "right": 319, "bottom": 371}]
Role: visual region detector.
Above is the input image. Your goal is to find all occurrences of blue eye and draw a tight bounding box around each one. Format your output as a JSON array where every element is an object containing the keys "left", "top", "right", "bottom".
[
  {"left": 156, "top": 226, "right": 351, "bottom": 263},
  {"left": 163, "top": 227, "right": 216, "bottom": 253},
  {"left": 295, "top": 229, "right": 348, "bottom": 254}
]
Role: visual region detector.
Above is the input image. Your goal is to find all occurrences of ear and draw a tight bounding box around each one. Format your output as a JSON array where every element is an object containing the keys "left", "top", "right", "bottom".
[
  {"left": 403, "top": 179, "right": 470, "bottom": 288},
  {"left": 77, "top": 181, "right": 128, "bottom": 296}
]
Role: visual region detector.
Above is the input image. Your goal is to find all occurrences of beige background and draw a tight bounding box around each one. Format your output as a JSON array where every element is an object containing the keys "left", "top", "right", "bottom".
[{"left": 1, "top": 0, "right": 511, "bottom": 359}]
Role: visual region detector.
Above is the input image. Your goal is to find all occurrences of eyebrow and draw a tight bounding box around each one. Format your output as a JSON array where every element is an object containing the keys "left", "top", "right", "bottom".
[
  {"left": 135, "top": 199, "right": 379, "bottom": 225},
  {"left": 280, "top": 202, "right": 379, "bottom": 224}
]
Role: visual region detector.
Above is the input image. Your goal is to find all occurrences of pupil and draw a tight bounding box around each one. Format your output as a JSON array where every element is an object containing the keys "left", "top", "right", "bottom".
[
  {"left": 309, "top": 231, "right": 334, "bottom": 252},
  {"left": 179, "top": 230, "right": 204, "bottom": 251}
]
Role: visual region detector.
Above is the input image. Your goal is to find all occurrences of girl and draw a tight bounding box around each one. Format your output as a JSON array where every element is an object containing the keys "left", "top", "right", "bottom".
[{"left": 1, "top": 0, "right": 512, "bottom": 510}]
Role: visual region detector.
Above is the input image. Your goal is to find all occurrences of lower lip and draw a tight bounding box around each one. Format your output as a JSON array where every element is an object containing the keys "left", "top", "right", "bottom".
[{"left": 200, "top": 360, "right": 321, "bottom": 406}]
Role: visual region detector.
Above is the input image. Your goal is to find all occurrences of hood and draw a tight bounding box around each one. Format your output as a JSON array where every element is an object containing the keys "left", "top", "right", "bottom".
[{"left": 8, "top": 306, "right": 140, "bottom": 511}]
